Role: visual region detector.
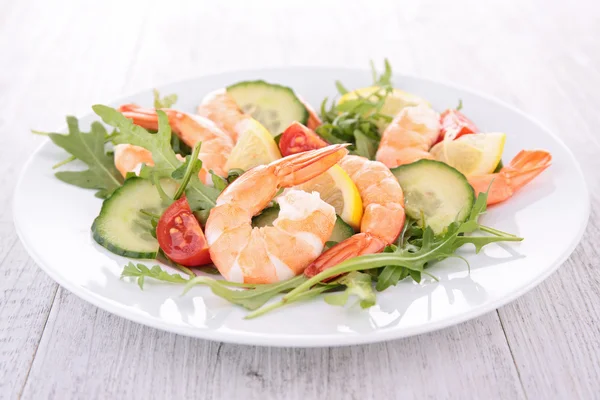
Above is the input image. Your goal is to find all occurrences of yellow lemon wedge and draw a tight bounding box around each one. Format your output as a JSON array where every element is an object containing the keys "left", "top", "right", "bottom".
[
  {"left": 294, "top": 164, "right": 363, "bottom": 231},
  {"left": 225, "top": 118, "right": 282, "bottom": 171},
  {"left": 430, "top": 132, "right": 506, "bottom": 176},
  {"left": 338, "top": 86, "right": 430, "bottom": 131}
]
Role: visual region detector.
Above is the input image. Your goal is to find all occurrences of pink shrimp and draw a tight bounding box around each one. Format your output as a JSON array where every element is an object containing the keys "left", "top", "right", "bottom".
[
  {"left": 468, "top": 150, "right": 552, "bottom": 205},
  {"left": 205, "top": 144, "right": 349, "bottom": 284},
  {"left": 113, "top": 144, "right": 155, "bottom": 178},
  {"left": 118, "top": 104, "right": 233, "bottom": 182},
  {"left": 305, "top": 155, "right": 405, "bottom": 277},
  {"left": 375, "top": 105, "right": 441, "bottom": 168},
  {"left": 196, "top": 89, "right": 248, "bottom": 142}
]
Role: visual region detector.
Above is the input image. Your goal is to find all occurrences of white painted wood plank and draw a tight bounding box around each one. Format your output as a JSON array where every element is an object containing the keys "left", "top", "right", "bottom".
[
  {"left": 0, "top": 240, "right": 58, "bottom": 396},
  {"left": 0, "top": 0, "right": 152, "bottom": 397},
  {"left": 21, "top": 290, "right": 524, "bottom": 400}
]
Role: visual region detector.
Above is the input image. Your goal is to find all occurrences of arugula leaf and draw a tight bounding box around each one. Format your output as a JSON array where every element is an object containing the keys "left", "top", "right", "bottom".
[
  {"left": 371, "top": 58, "right": 393, "bottom": 89},
  {"left": 315, "top": 60, "right": 395, "bottom": 160},
  {"left": 335, "top": 81, "right": 349, "bottom": 95},
  {"left": 375, "top": 265, "right": 409, "bottom": 291},
  {"left": 210, "top": 171, "right": 229, "bottom": 191},
  {"left": 456, "top": 99, "right": 463, "bottom": 111},
  {"left": 249, "top": 193, "right": 523, "bottom": 317},
  {"left": 183, "top": 275, "right": 307, "bottom": 310},
  {"left": 153, "top": 89, "right": 178, "bottom": 109},
  {"left": 172, "top": 142, "right": 202, "bottom": 200},
  {"left": 93, "top": 105, "right": 220, "bottom": 210},
  {"left": 93, "top": 105, "right": 181, "bottom": 180},
  {"left": 47, "top": 117, "right": 123, "bottom": 198},
  {"left": 324, "top": 271, "right": 376, "bottom": 308},
  {"left": 185, "top": 173, "right": 221, "bottom": 211},
  {"left": 121, "top": 262, "right": 188, "bottom": 290},
  {"left": 353, "top": 130, "right": 378, "bottom": 159}
]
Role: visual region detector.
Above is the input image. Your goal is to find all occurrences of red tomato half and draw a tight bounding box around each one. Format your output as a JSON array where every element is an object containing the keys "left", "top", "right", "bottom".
[
  {"left": 437, "top": 109, "right": 479, "bottom": 143},
  {"left": 279, "top": 122, "right": 328, "bottom": 156},
  {"left": 156, "top": 197, "right": 211, "bottom": 266}
]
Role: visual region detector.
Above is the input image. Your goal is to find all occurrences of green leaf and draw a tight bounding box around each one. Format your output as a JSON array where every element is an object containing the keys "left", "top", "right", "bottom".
[
  {"left": 324, "top": 271, "right": 376, "bottom": 308},
  {"left": 335, "top": 81, "right": 349, "bottom": 95},
  {"left": 172, "top": 142, "right": 203, "bottom": 200},
  {"left": 171, "top": 135, "right": 192, "bottom": 156},
  {"left": 153, "top": 89, "right": 178, "bottom": 109},
  {"left": 121, "top": 262, "right": 189, "bottom": 289},
  {"left": 375, "top": 265, "right": 408, "bottom": 291},
  {"left": 185, "top": 173, "right": 221, "bottom": 211},
  {"left": 353, "top": 130, "right": 377, "bottom": 159},
  {"left": 456, "top": 99, "right": 463, "bottom": 111},
  {"left": 210, "top": 171, "right": 229, "bottom": 191},
  {"left": 93, "top": 105, "right": 181, "bottom": 180},
  {"left": 315, "top": 63, "right": 396, "bottom": 160},
  {"left": 182, "top": 275, "right": 307, "bottom": 310},
  {"left": 48, "top": 117, "right": 123, "bottom": 198},
  {"left": 371, "top": 58, "right": 393, "bottom": 88}
]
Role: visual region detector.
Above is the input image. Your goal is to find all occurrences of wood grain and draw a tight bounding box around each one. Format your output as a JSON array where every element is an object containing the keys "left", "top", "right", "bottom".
[
  {"left": 21, "top": 293, "right": 523, "bottom": 400},
  {"left": 0, "top": 0, "right": 599, "bottom": 399}
]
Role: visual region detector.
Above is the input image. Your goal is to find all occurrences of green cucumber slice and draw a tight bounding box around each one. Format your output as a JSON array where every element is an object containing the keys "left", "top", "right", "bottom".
[
  {"left": 227, "top": 80, "right": 309, "bottom": 136},
  {"left": 91, "top": 178, "right": 178, "bottom": 259},
  {"left": 392, "top": 160, "right": 475, "bottom": 235}
]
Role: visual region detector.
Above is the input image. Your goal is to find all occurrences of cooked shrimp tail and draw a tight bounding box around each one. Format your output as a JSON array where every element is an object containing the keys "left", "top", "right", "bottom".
[
  {"left": 304, "top": 233, "right": 386, "bottom": 277},
  {"left": 113, "top": 144, "right": 154, "bottom": 178},
  {"left": 468, "top": 150, "right": 552, "bottom": 205},
  {"left": 273, "top": 144, "right": 350, "bottom": 186},
  {"left": 117, "top": 103, "right": 164, "bottom": 131},
  {"left": 117, "top": 103, "right": 234, "bottom": 180},
  {"left": 304, "top": 155, "right": 406, "bottom": 276}
]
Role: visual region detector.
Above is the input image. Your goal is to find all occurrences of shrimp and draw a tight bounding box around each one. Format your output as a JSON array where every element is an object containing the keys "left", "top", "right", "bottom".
[
  {"left": 113, "top": 144, "right": 154, "bottom": 178},
  {"left": 205, "top": 144, "right": 349, "bottom": 284},
  {"left": 304, "top": 155, "right": 405, "bottom": 277},
  {"left": 118, "top": 104, "right": 234, "bottom": 181},
  {"left": 113, "top": 144, "right": 186, "bottom": 178},
  {"left": 374, "top": 105, "right": 551, "bottom": 206},
  {"left": 468, "top": 150, "right": 552, "bottom": 205},
  {"left": 196, "top": 89, "right": 247, "bottom": 142},
  {"left": 375, "top": 104, "right": 441, "bottom": 168}
]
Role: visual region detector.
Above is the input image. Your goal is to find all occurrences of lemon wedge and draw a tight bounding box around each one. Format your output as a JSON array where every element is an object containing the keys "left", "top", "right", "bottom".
[
  {"left": 225, "top": 118, "right": 282, "bottom": 171},
  {"left": 294, "top": 164, "right": 363, "bottom": 231},
  {"left": 430, "top": 133, "right": 506, "bottom": 176},
  {"left": 338, "top": 86, "right": 429, "bottom": 131}
]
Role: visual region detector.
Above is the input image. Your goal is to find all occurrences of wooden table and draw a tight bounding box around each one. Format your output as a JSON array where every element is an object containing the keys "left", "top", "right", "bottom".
[{"left": 1, "top": 1, "right": 599, "bottom": 398}]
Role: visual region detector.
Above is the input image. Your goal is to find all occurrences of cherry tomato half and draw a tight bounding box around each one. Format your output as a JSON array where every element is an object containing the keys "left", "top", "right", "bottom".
[
  {"left": 279, "top": 122, "right": 328, "bottom": 156},
  {"left": 156, "top": 197, "right": 211, "bottom": 266},
  {"left": 437, "top": 109, "right": 479, "bottom": 143}
]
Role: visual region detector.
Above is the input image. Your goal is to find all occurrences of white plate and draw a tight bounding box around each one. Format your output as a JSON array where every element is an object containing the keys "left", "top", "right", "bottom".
[{"left": 14, "top": 68, "right": 589, "bottom": 347}]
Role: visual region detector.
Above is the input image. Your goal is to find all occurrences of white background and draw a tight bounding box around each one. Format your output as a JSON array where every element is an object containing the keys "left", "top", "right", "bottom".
[{"left": 1, "top": 0, "right": 599, "bottom": 398}]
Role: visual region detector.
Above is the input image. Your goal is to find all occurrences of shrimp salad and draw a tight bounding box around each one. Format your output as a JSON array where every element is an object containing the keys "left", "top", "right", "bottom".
[{"left": 37, "top": 61, "right": 551, "bottom": 318}]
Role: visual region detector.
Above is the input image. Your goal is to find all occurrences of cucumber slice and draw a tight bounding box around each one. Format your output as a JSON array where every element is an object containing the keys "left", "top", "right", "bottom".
[
  {"left": 253, "top": 206, "right": 354, "bottom": 243},
  {"left": 392, "top": 160, "right": 475, "bottom": 235},
  {"left": 329, "top": 217, "right": 354, "bottom": 243},
  {"left": 91, "top": 178, "right": 178, "bottom": 259},
  {"left": 227, "top": 80, "right": 309, "bottom": 136}
]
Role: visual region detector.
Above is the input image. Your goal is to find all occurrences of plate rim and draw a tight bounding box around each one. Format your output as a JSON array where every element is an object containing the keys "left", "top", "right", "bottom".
[{"left": 13, "top": 67, "right": 591, "bottom": 347}]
